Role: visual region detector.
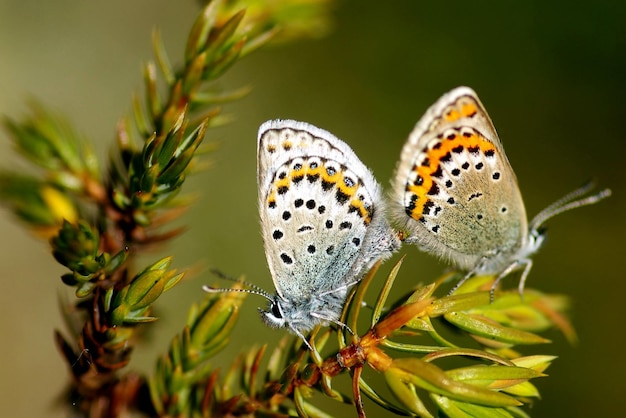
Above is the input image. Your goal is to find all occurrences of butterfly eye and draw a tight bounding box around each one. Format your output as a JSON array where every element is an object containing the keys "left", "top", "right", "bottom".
[{"left": 271, "top": 302, "right": 282, "bottom": 319}]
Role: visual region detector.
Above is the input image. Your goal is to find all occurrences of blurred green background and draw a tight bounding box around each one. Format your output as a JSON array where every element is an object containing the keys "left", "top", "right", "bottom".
[{"left": 0, "top": 1, "right": 623, "bottom": 416}]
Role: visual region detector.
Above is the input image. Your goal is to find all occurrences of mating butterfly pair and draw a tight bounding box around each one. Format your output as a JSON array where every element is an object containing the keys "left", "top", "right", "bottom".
[{"left": 205, "top": 87, "right": 610, "bottom": 344}]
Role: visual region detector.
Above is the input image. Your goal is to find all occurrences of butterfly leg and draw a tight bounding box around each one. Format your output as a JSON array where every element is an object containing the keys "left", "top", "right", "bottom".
[
  {"left": 310, "top": 312, "right": 354, "bottom": 335},
  {"left": 289, "top": 325, "right": 314, "bottom": 351},
  {"left": 489, "top": 258, "right": 533, "bottom": 302},
  {"left": 516, "top": 258, "right": 533, "bottom": 301},
  {"left": 447, "top": 270, "right": 474, "bottom": 296},
  {"left": 319, "top": 279, "right": 360, "bottom": 296},
  {"left": 447, "top": 257, "right": 492, "bottom": 296}
]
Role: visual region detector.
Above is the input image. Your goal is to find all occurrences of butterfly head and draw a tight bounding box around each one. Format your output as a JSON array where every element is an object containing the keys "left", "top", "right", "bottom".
[{"left": 259, "top": 296, "right": 288, "bottom": 329}]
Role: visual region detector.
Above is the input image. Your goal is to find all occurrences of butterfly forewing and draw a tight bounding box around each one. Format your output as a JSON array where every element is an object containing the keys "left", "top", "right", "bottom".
[
  {"left": 258, "top": 120, "right": 384, "bottom": 300},
  {"left": 393, "top": 87, "right": 527, "bottom": 269}
]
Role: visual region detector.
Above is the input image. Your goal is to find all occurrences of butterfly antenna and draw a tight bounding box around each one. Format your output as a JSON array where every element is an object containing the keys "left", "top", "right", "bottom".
[
  {"left": 202, "top": 285, "right": 274, "bottom": 302},
  {"left": 534, "top": 180, "right": 596, "bottom": 214},
  {"left": 529, "top": 181, "right": 611, "bottom": 232},
  {"left": 204, "top": 268, "right": 273, "bottom": 301}
]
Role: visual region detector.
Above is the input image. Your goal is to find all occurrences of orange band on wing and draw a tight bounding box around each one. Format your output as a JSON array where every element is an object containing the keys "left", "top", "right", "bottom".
[
  {"left": 266, "top": 160, "right": 373, "bottom": 224},
  {"left": 405, "top": 129, "right": 495, "bottom": 220},
  {"left": 443, "top": 101, "right": 478, "bottom": 122}
]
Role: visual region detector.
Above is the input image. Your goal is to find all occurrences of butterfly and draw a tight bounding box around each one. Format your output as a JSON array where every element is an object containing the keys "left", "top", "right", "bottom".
[
  {"left": 391, "top": 86, "right": 611, "bottom": 299},
  {"left": 206, "top": 119, "right": 400, "bottom": 348}
]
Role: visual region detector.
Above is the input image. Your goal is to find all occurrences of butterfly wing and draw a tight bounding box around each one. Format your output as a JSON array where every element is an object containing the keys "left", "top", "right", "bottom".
[
  {"left": 258, "top": 120, "right": 398, "bottom": 303},
  {"left": 391, "top": 87, "right": 527, "bottom": 272}
]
